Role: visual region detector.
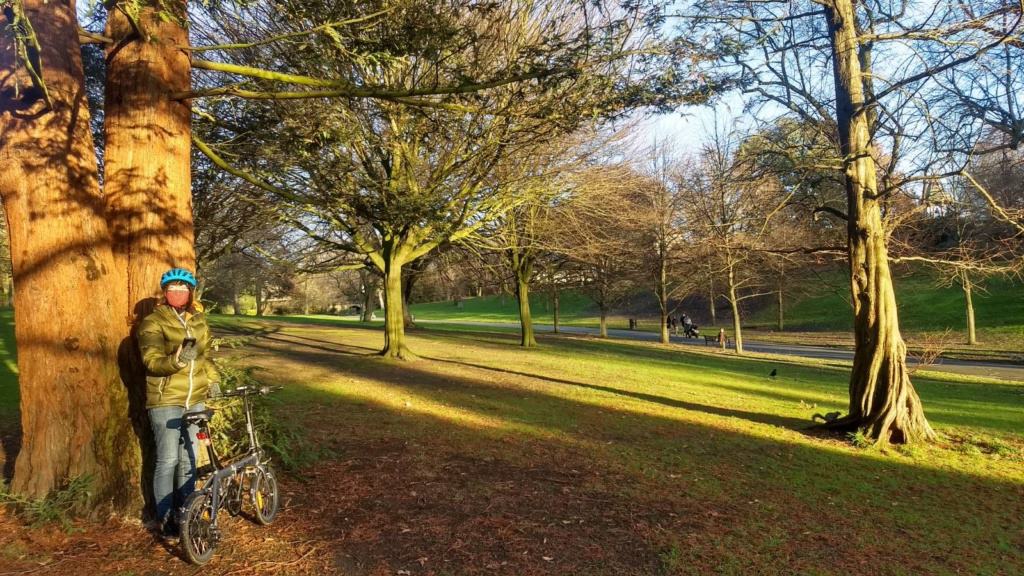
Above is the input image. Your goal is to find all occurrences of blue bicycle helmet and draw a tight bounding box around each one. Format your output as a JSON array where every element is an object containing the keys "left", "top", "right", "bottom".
[{"left": 160, "top": 268, "right": 197, "bottom": 289}]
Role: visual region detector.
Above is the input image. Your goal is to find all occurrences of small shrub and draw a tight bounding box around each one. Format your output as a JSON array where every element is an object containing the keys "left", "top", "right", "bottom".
[
  {"left": 847, "top": 430, "right": 872, "bottom": 449},
  {"left": 0, "top": 475, "right": 93, "bottom": 530},
  {"left": 208, "top": 358, "right": 329, "bottom": 471}
]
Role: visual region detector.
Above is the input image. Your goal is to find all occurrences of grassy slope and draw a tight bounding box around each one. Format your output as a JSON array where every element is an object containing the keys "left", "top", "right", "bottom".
[
  {"left": 409, "top": 290, "right": 595, "bottom": 323},
  {"left": 748, "top": 271, "right": 1024, "bottom": 332},
  {"left": 208, "top": 315, "right": 1024, "bottom": 575},
  {"left": 407, "top": 272, "right": 1024, "bottom": 353}
]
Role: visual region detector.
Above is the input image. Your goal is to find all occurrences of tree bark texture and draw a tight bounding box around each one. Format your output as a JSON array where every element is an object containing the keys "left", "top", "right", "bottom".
[
  {"left": 515, "top": 274, "right": 537, "bottom": 348},
  {"left": 0, "top": 0, "right": 135, "bottom": 506},
  {"left": 381, "top": 255, "right": 412, "bottom": 359},
  {"left": 825, "top": 0, "right": 935, "bottom": 443},
  {"left": 402, "top": 259, "right": 426, "bottom": 329},
  {"left": 104, "top": 3, "right": 194, "bottom": 516},
  {"left": 509, "top": 248, "right": 536, "bottom": 348},
  {"left": 361, "top": 284, "right": 374, "bottom": 322},
  {"left": 105, "top": 2, "right": 194, "bottom": 320}
]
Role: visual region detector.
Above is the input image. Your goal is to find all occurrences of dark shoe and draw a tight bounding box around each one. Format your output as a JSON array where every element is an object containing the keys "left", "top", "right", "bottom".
[{"left": 160, "top": 515, "right": 180, "bottom": 541}]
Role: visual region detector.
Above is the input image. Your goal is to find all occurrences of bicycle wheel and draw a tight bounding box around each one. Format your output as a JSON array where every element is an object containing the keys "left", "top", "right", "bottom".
[
  {"left": 180, "top": 491, "right": 217, "bottom": 565},
  {"left": 252, "top": 466, "right": 279, "bottom": 526}
]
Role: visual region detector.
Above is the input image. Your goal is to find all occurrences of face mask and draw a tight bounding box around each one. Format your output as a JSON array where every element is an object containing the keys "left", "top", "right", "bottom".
[{"left": 165, "top": 288, "right": 191, "bottom": 308}]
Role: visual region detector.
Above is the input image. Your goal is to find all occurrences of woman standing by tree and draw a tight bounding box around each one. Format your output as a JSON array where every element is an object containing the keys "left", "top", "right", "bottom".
[{"left": 139, "top": 268, "right": 220, "bottom": 538}]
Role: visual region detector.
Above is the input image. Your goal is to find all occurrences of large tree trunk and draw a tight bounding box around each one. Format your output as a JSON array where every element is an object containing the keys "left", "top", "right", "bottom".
[
  {"left": 508, "top": 248, "right": 537, "bottom": 348},
  {"left": 104, "top": 2, "right": 194, "bottom": 516},
  {"left": 515, "top": 273, "right": 537, "bottom": 348},
  {"left": 105, "top": 1, "right": 194, "bottom": 320},
  {"left": 727, "top": 261, "right": 744, "bottom": 354},
  {"left": 0, "top": 0, "right": 134, "bottom": 507},
  {"left": 825, "top": 0, "right": 935, "bottom": 444},
  {"left": 961, "top": 270, "right": 976, "bottom": 345},
  {"left": 380, "top": 248, "right": 413, "bottom": 359},
  {"left": 360, "top": 271, "right": 375, "bottom": 322},
  {"left": 599, "top": 305, "right": 609, "bottom": 338}
]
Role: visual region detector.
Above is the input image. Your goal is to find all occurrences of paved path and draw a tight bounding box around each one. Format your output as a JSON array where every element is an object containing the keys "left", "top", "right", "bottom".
[{"left": 419, "top": 320, "right": 1024, "bottom": 382}]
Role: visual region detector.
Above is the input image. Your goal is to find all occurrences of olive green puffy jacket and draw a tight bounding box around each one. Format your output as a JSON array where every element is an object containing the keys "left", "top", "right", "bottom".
[{"left": 139, "top": 303, "right": 219, "bottom": 409}]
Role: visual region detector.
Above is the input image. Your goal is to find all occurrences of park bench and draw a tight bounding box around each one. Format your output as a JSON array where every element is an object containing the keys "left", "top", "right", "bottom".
[{"left": 704, "top": 334, "right": 732, "bottom": 347}]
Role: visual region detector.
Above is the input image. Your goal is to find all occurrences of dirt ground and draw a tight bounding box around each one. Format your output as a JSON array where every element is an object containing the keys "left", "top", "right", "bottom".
[{"left": 1, "top": 435, "right": 702, "bottom": 576}]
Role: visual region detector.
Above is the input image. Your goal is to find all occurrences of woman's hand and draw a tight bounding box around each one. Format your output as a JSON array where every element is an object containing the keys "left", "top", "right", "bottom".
[{"left": 175, "top": 340, "right": 199, "bottom": 367}]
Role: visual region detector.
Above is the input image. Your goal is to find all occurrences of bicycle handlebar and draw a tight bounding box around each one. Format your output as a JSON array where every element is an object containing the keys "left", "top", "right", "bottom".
[{"left": 219, "top": 385, "right": 282, "bottom": 398}]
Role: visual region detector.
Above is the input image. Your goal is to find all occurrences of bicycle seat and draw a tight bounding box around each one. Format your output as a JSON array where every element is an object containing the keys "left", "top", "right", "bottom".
[{"left": 183, "top": 409, "right": 215, "bottom": 425}]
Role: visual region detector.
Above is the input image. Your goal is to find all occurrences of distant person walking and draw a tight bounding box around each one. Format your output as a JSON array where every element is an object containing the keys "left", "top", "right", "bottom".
[{"left": 718, "top": 327, "right": 727, "bottom": 349}]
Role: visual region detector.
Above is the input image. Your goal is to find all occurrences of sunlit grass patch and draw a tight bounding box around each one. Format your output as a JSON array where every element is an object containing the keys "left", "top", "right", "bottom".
[{"left": 209, "top": 315, "right": 1024, "bottom": 574}]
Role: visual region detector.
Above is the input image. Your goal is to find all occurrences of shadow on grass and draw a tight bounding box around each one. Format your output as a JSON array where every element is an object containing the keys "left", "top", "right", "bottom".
[
  {"left": 233, "top": 328, "right": 1024, "bottom": 576},
  {"left": 231, "top": 318, "right": 1024, "bottom": 438},
  {"left": 419, "top": 355, "right": 810, "bottom": 430}
]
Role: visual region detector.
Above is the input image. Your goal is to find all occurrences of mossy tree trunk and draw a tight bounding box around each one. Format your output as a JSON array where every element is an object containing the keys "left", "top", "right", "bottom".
[
  {"left": 508, "top": 246, "right": 537, "bottom": 348},
  {"left": 360, "top": 269, "right": 376, "bottom": 322},
  {"left": 824, "top": 0, "right": 935, "bottom": 443},
  {"left": 0, "top": 0, "right": 135, "bottom": 507},
  {"left": 381, "top": 250, "right": 415, "bottom": 359}
]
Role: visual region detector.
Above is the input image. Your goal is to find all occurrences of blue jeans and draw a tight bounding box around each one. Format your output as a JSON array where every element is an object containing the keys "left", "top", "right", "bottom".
[{"left": 149, "top": 403, "right": 205, "bottom": 523}]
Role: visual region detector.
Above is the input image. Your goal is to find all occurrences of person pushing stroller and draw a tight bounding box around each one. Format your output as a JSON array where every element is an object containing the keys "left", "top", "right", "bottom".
[{"left": 681, "top": 313, "right": 699, "bottom": 338}]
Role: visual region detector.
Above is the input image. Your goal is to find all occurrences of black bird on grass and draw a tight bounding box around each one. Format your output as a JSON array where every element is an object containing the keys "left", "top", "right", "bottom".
[{"left": 769, "top": 368, "right": 777, "bottom": 379}]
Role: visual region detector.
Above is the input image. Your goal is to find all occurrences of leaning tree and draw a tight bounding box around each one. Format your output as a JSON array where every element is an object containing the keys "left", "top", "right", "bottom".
[{"left": 686, "top": 0, "right": 1022, "bottom": 442}]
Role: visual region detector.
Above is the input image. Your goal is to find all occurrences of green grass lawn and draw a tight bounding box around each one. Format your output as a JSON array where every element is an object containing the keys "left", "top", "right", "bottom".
[
  {"left": 404, "top": 270, "right": 1024, "bottom": 355},
  {"left": 409, "top": 290, "right": 595, "bottom": 323},
  {"left": 405, "top": 273, "right": 1024, "bottom": 338},
  {"left": 749, "top": 271, "right": 1024, "bottom": 333},
  {"left": 201, "top": 314, "right": 1023, "bottom": 575},
  {"left": 1, "top": 312, "right": 1022, "bottom": 574}
]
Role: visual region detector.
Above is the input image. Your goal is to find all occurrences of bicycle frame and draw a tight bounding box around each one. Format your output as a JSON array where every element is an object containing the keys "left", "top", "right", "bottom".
[{"left": 189, "top": 388, "right": 268, "bottom": 527}]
